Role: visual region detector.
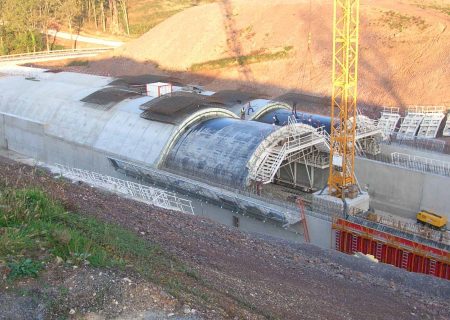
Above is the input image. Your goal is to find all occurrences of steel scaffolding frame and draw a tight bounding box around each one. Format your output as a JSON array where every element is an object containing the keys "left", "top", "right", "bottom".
[
  {"left": 398, "top": 111, "right": 425, "bottom": 140},
  {"left": 377, "top": 107, "right": 400, "bottom": 136},
  {"left": 250, "top": 122, "right": 329, "bottom": 184},
  {"left": 417, "top": 107, "right": 446, "bottom": 139}
]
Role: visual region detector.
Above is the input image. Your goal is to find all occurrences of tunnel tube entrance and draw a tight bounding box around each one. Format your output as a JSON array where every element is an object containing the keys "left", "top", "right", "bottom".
[
  {"left": 247, "top": 119, "right": 330, "bottom": 191},
  {"left": 163, "top": 116, "right": 330, "bottom": 193}
]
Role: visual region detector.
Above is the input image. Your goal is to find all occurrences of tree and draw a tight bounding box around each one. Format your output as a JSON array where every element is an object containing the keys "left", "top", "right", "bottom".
[
  {"left": 0, "top": 0, "right": 44, "bottom": 53},
  {"left": 0, "top": 0, "right": 131, "bottom": 55},
  {"left": 60, "top": 0, "right": 82, "bottom": 49},
  {"left": 119, "top": 0, "right": 129, "bottom": 35},
  {"left": 109, "top": 0, "right": 120, "bottom": 34},
  {"left": 39, "top": 0, "right": 63, "bottom": 51}
]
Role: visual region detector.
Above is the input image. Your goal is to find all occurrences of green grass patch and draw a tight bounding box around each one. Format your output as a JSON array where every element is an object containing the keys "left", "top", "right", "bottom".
[
  {"left": 0, "top": 188, "right": 195, "bottom": 292},
  {"left": 190, "top": 46, "right": 294, "bottom": 71},
  {"left": 66, "top": 60, "right": 89, "bottom": 67},
  {"left": 379, "top": 10, "right": 430, "bottom": 32},
  {"left": 7, "top": 258, "right": 43, "bottom": 280}
]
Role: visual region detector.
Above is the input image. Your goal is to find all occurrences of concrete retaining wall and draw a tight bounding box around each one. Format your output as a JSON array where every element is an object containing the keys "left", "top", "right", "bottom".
[
  {"left": 0, "top": 113, "right": 123, "bottom": 178},
  {"left": 0, "top": 114, "right": 7, "bottom": 148},
  {"left": 356, "top": 158, "right": 450, "bottom": 220}
]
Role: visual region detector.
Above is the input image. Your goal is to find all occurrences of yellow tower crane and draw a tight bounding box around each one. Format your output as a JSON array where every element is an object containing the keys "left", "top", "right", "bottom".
[{"left": 328, "top": 0, "right": 360, "bottom": 199}]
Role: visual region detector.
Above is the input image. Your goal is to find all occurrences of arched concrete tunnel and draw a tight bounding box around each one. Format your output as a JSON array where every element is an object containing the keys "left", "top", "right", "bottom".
[
  {"left": 0, "top": 71, "right": 385, "bottom": 226},
  {"left": 0, "top": 71, "right": 331, "bottom": 195}
]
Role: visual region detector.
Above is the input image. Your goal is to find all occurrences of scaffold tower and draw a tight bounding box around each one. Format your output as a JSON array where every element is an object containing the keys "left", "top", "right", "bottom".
[{"left": 328, "top": 0, "right": 360, "bottom": 198}]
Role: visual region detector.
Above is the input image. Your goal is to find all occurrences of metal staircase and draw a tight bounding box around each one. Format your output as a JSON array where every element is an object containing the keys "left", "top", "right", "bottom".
[
  {"left": 252, "top": 121, "right": 329, "bottom": 184},
  {"left": 256, "top": 145, "right": 287, "bottom": 183},
  {"left": 443, "top": 115, "right": 450, "bottom": 137},
  {"left": 401, "top": 251, "right": 409, "bottom": 270}
]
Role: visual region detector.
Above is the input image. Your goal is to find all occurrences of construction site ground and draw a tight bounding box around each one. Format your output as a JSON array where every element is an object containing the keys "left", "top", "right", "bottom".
[{"left": 0, "top": 155, "right": 449, "bottom": 320}]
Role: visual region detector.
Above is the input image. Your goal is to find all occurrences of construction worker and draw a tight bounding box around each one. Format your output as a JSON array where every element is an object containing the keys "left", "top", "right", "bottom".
[
  {"left": 272, "top": 114, "right": 280, "bottom": 126},
  {"left": 247, "top": 102, "right": 255, "bottom": 115},
  {"left": 240, "top": 106, "right": 246, "bottom": 119}
]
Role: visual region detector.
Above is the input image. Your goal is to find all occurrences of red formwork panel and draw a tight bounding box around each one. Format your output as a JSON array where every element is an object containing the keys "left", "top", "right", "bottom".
[{"left": 334, "top": 229, "right": 450, "bottom": 281}]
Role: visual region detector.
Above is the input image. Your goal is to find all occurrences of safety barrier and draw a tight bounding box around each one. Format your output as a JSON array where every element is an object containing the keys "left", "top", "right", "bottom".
[
  {"left": 56, "top": 164, "right": 194, "bottom": 215},
  {"left": 391, "top": 152, "right": 450, "bottom": 177},
  {"left": 0, "top": 48, "right": 112, "bottom": 63}
]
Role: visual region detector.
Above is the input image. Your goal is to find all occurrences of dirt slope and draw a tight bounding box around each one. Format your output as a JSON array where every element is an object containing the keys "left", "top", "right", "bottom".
[
  {"left": 116, "top": 0, "right": 450, "bottom": 107},
  {"left": 1, "top": 156, "right": 449, "bottom": 319}
]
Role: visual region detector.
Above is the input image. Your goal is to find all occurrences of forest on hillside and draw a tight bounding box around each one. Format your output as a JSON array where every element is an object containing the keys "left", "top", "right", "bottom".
[{"left": 0, "top": 0, "right": 130, "bottom": 54}]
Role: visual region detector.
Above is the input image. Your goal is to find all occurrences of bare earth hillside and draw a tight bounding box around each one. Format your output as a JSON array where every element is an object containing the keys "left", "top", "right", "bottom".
[
  {"left": 1, "top": 156, "right": 449, "bottom": 319},
  {"left": 113, "top": 0, "right": 450, "bottom": 107}
]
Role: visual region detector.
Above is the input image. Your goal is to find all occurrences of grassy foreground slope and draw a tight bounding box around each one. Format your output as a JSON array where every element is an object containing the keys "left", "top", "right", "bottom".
[{"left": 0, "top": 157, "right": 450, "bottom": 319}]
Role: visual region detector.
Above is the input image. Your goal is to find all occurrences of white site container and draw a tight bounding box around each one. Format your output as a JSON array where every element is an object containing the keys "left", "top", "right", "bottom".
[{"left": 146, "top": 82, "right": 172, "bottom": 97}]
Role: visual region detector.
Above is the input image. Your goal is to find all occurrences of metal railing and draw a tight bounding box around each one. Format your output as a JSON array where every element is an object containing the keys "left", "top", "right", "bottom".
[
  {"left": 254, "top": 125, "right": 328, "bottom": 183},
  {"left": 368, "top": 213, "right": 449, "bottom": 245},
  {"left": 0, "top": 48, "right": 112, "bottom": 62},
  {"left": 56, "top": 164, "right": 194, "bottom": 214},
  {"left": 336, "top": 215, "right": 450, "bottom": 253},
  {"left": 387, "top": 132, "right": 447, "bottom": 154},
  {"left": 391, "top": 152, "right": 450, "bottom": 177}
]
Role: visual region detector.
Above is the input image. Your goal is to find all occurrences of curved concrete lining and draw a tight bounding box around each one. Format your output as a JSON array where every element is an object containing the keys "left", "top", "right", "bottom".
[
  {"left": 249, "top": 101, "right": 291, "bottom": 120},
  {"left": 157, "top": 108, "right": 239, "bottom": 167},
  {"left": 0, "top": 73, "right": 176, "bottom": 167},
  {"left": 164, "top": 117, "right": 277, "bottom": 188}
]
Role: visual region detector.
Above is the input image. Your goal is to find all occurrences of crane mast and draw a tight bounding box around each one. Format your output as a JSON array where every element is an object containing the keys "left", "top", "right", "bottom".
[{"left": 328, "top": 0, "right": 360, "bottom": 198}]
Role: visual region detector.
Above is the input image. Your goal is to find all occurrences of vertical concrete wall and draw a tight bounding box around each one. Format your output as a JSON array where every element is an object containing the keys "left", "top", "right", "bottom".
[
  {"left": 3, "top": 114, "right": 46, "bottom": 159},
  {"left": 307, "top": 215, "right": 332, "bottom": 248},
  {"left": 1, "top": 113, "right": 121, "bottom": 178},
  {"left": 0, "top": 114, "right": 7, "bottom": 149},
  {"left": 355, "top": 158, "right": 450, "bottom": 220}
]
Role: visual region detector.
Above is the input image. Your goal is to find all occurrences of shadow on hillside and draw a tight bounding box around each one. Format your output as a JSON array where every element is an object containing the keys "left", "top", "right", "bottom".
[
  {"left": 31, "top": 54, "right": 391, "bottom": 118},
  {"left": 219, "top": 0, "right": 255, "bottom": 86}
]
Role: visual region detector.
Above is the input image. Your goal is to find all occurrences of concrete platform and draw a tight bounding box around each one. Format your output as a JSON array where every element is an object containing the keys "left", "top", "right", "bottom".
[{"left": 312, "top": 188, "right": 370, "bottom": 216}]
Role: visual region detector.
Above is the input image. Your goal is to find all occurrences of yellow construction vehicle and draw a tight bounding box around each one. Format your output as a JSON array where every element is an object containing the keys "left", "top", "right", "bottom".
[{"left": 416, "top": 210, "right": 447, "bottom": 230}]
